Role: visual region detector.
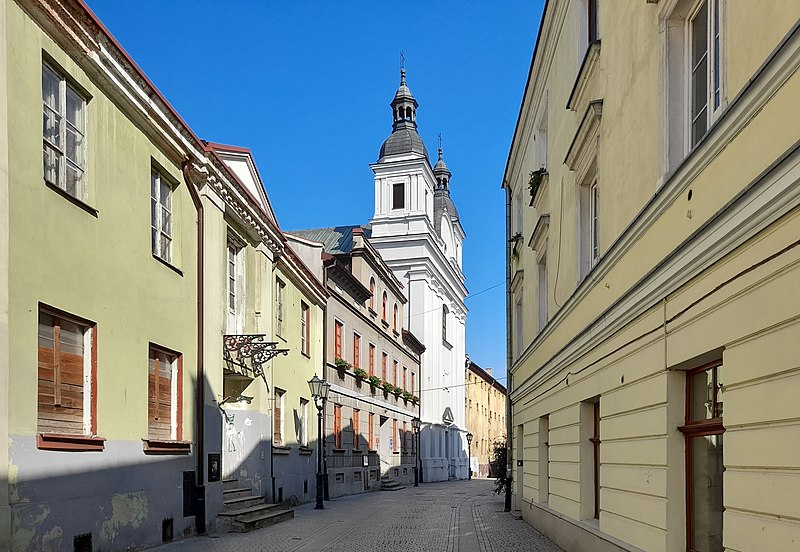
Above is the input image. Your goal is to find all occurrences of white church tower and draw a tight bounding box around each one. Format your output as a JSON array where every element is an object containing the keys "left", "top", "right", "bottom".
[{"left": 369, "top": 69, "right": 469, "bottom": 481}]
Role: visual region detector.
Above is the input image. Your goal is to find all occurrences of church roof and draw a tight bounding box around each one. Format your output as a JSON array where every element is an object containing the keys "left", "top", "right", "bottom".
[
  {"left": 379, "top": 126, "right": 430, "bottom": 161},
  {"left": 288, "top": 225, "right": 371, "bottom": 255}
]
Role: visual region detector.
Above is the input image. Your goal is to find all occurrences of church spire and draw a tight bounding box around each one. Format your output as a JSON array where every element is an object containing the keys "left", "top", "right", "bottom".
[
  {"left": 433, "top": 134, "right": 451, "bottom": 191},
  {"left": 390, "top": 67, "right": 419, "bottom": 131}
]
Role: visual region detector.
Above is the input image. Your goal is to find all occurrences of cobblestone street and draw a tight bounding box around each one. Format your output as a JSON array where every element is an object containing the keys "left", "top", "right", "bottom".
[{"left": 156, "top": 480, "right": 562, "bottom": 552}]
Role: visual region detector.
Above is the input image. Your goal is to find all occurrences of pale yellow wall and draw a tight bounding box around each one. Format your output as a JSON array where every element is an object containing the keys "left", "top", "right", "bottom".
[
  {"left": 0, "top": 0, "right": 10, "bottom": 541},
  {"left": 6, "top": 2, "right": 198, "bottom": 441},
  {"left": 507, "top": 2, "right": 800, "bottom": 551}
]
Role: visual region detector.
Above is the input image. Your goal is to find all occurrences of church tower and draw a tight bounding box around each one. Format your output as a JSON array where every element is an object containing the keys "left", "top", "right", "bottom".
[{"left": 369, "top": 69, "right": 469, "bottom": 482}]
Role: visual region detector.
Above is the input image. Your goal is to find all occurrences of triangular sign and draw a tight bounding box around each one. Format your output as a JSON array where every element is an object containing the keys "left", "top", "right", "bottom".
[{"left": 442, "top": 407, "right": 454, "bottom": 426}]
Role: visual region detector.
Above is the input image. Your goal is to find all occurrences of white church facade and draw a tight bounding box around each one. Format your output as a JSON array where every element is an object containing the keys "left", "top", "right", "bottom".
[{"left": 368, "top": 69, "right": 469, "bottom": 482}]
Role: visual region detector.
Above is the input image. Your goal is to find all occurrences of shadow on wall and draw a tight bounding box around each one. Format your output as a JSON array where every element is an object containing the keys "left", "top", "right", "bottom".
[{"left": 5, "top": 373, "right": 325, "bottom": 552}]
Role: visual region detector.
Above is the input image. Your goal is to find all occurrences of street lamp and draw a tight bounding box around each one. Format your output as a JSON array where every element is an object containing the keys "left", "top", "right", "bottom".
[
  {"left": 466, "top": 432, "right": 473, "bottom": 480},
  {"left": 308, "top": 374, "right": 331, "bottom": 510},
  {"left": 411, "top": 417, "right": 421, "bottom": 487}
]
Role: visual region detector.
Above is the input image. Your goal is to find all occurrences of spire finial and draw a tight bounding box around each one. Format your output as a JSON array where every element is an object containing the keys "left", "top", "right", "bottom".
[
  {"left": 438, "top": 132, "right": 443, "bottom": 158},
  {"left": 400, "top": 51, "right": 406, "bottom": 85}
]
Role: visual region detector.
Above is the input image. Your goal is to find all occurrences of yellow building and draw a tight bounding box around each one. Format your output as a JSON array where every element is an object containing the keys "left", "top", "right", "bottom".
[
  {"left": 503, "top": 2, "right": 800, "bottom": 551},
  {"left": 465, "top": 358, "right": 506, "bottom": 478}
]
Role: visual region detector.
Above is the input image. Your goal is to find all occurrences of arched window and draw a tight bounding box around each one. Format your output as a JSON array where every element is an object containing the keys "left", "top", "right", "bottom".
[
  {"left": 442, "top": 305, "right": 449, "bottom": 342},
  {"left": 382, "top": 291, "right": 388, "bottom": 322},
  {"left": 393, "top": 303, "right": 398, "bottom": 332},
  {"left": 369, "top": 277, "right": 376, "bottom": 310}
]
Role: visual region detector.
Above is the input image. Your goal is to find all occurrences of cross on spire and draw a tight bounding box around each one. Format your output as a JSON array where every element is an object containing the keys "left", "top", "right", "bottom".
[{"left": 400, "top": 51, "right": 405, "bottom": 70}]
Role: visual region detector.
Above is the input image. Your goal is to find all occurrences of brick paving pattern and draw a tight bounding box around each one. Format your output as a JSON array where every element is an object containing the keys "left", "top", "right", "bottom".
[{"left": 156, "top": 479, "right": 562, "bottom": 552}]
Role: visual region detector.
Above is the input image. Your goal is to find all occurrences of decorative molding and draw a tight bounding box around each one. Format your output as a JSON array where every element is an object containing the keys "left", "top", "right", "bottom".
[
  {"left": 567, "top": 41, "right": 602, "bottom": 111},
  {"left": 529, "top": 214, "right": 551, "bottom": 251},
  {"left": 565, "top": 100, "right": 603, "bottom": 171}
]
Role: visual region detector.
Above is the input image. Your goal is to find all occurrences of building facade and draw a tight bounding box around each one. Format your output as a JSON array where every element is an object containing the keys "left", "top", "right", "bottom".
[
  {"left": 0, "top": 1, "right": 326, "bottom": 549},
  {"left": 369, "top": 70, "right": 469, "bottom": 482},
  {"left": 290, "top": 226, "right": 424, "bottom": 496},
  {"left": 504, "top": 2, "right": 800, "bottom": 552},
  {"left": 465, "top": 358, "right": 506, "bottom": 478}
]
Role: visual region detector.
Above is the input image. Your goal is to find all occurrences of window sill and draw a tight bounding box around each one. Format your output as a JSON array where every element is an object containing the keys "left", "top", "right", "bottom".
[
  {"left": 332, "top": 448, "right": 346, "bottom": 454},
  {"left": 37, "top": 433, "right": 106, "bottom": 452},
  {"left": 368, "top": 307, "right": 377, "bottom": 317},
  {"left": 442, "top": 339, "right": 452, "bottom": 350},
  {"left": 381, "top": 320, "right": 389, "bottom": 329},
  {"left": 142, "top": 439, "right": 192, "bottom": 455},
  {"left": 299, "top": 446, "right": 313, "bottom": 455},
  {"left": 152, "top": 253, "right": 183, "bottom": 276},
  {"left": 45, "top": 181, "right": 98, "bottom": 217},
  {"left": 352, "top": 448, "right": 363, "bottom": 453},
  {"left": 392, "top": 330, "right": 400, "bottom": 338},
  {"left": 276, "top": 333, "right": 287, "bottom": 343},
  {"left": 272, "top": 445, "right": 291, "bottom": 455},
  {"left": 301, "top": 350, "right": 311, "bottom": 359}
]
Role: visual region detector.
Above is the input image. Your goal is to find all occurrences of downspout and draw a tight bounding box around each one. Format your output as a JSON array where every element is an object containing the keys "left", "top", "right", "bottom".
[
  {"left": 504, "top": 183, "right": 513, "bottom": 512},
  {"left": 181, "top": 159, "right": 206, "bottom": 534},
  {"left": 321, "top": 264, "right": 330, "bottom": 500}
]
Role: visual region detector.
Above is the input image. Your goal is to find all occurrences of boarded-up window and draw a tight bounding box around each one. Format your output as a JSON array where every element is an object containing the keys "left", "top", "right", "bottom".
[
  {"left": 368, "top": 412, "right": 374, "bottom": 450},
  {"left": 334, "top": 321, "right": 343, "bottom": 359},
  {"left": 274, "top": 388, "right": 285, "bottom": 445},
  {"left": 148, "top": 347, "right": 180, "bottom": 440},
  {"left": 334, "top": 404, "right": 342, "bottom": 448},
  {"left": 353, "top": 409, "right": 359, "bottom": 448},
  {"left": 38, "top": 311, "right": 90, "bottom": 434}
]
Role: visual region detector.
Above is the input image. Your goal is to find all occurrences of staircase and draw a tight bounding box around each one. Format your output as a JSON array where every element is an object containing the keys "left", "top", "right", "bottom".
[
  {"left": 216, "top": 478, "right": 294, "bottom": 533},
  {"left": 380, "top": 473, "right": 405, "bottom": 491}
]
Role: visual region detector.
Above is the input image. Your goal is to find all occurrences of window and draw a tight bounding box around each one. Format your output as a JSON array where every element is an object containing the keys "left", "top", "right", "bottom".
[
  {"left": 392, "top": 183, "right": 404, "bottom": 209},
  {"left": 580, "top": 177, "right": 600, "bottom": 277},
  {"left": 151, "top": 170, "right": 174, "bottom": 264},
  {"left": 368, "top": 343, "right": 375, "bottom": 376},
  {"left": 38, "top": 308, "right": 95, "bottom": 436},
  {"left": 274, "top": 388, "right": 285, "bottom": 446},
  {"left": 590, "top": 401, "right": 600, "bottom": 519},
  {"left": 368, "top": 412, "right": 374, "bottom": 450},
  {"left": 588, "top": 0, "right": 598, "bottom": 42},
  {"left": 226, "top": 237, "right": 243, "bottom": 333},
  {"left": 42, "top": 63, "right": 86, "bottom": 200},
  {"left": 689, "top": 0, "right": 722, "bottom": 148},
  {"left": 334, "top": 320, "right": 343, "bottom": 360},
  {"left": 353, "top": 333, "right": 361, "bottom": 369},
  {"left": 402, "top": 421, "right": 407, "bottom": 452},
  {"left": 679, "top": 361, "right": 724, "bottom": 552},
  {"left": 442, "top": 305, "right": 449, "bottom": 343},
  {"left": 353, "top": 409, "right": 360, "bottom": 448},
  {"left": 333, "top": 404, "right": 342, "bottom": 449},
  {"left": 537, "top": 247, "right": 548, "bottom": 332},
  {"left": 301, "top": 302, "right": 310, "bottom": 356},
  {"left": 275, "top": 279, "right": 285, "bottom": 337},
  {"left": 369, "top": 278, "right": 376, "bottom": 310},
  {"left": 148, "top": 346, "right": 182, "bottom": 441},
  {"left": 393, "top": 360, "right": 398, "bottom": 386},
  {"left": 393, "top": 419, "right": 398, "bottom": 452},
  {"left": 411, "top": 372, "right": 415, "bottom": 394},
  {"left": 299, "top": 398, "right": 309, "bottom": 446},
  {"left": 382, "top": 292, "right": 388, "bottom": 322},
  {"left": 403, "top": 366, "right": 407, "bottom": 391},
  {"left": 381, "top": 352, "right": 388, "bottom": 382},
  {"left": 393, "top": 303, "right": 398, "bottom": 332}
]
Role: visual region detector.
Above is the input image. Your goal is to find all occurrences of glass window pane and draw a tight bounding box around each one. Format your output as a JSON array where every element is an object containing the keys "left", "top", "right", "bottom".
[
  {"left": 66, "top": 126, "right": 83, "bottom": 166},
  {"left": 714, "top": 365, "right": 723, "bottom": 418},
  {"left": 66, "top": 165, "right": 82, "bottom": 197},
  {"left": 151, "top": 198, "right": 158, "bottom": 229},
  {"left": 692, "top": 107, "right": 708, "bottom": 146},
  {"left": 43, "top": 108, "right": 61, "bottom": 146},
  {"left": 691, "top": 3, "right": 708, "bottom": 69},
  {"left": 160, "top": 180, "right": 171, "bottom": 209},
  {"left": 59, "top": 319, "right": 84, "bottom": 356},
  {"left": 38, "top": 313, "right": 55, "bottom": 348},
  {"left": 42, "top": 66, "right": 60, "bottom": 111},
  {"left": 690, "top": 433, "right": 724, "bottom": 552},
  {"left": 689, "top": 369, "right": 713, "bottom": 421},
  {"left": 161, "top": 209, "right": 172, "bottom": 237},
  {"left": 151, "top": 228, "right": 159, "bottom": 256},
  {"left": 66, "top": 86, "right": 84, "bottom": 132},
  {"left": 161, "top": 235, "right": 172, "bottom": 263},
  {"left": 43, "top": 145, "right": 60, "bottom": 185},
  {"left": 151, "top": 172, "right": 158, "bottom": 200}
]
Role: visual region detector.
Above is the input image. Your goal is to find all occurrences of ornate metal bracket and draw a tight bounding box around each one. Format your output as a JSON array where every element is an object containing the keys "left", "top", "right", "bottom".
[{"left": 223, "top": 334, "right": 289, "bottom": 379}]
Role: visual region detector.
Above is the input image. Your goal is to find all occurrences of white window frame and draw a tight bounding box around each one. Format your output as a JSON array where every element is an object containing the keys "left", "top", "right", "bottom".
[
  {"left": 299, "top": 398, "right": 309, "bottom": 447},
  {"left": 300, "top": 302, "right": 309, "bottom": 356},
  {"left": 686, "top": 0, "right": 724, "bottom": 150},
  {"left": 276, "top": 278, "right": 285, "bottom": 337},
  {"left": 274, "top": 388, "right": 285, "bottom": 446},
  {"left": 589, "top": 180, "right": 600, "bottom": 265},
  {"left": 226, "top": 235, "right": 244, "bottom": 333},
  {"left": 151, "top": 170, "right": 174, "bottom": 264},
  {"left": 537, "top": 244, "right": 548, "bottom": 333},
  {"left": 42, "top": 62, "right": 87, "bottom": 200}
]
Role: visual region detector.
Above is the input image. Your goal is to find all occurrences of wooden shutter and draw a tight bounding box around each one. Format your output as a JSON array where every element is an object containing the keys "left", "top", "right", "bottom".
[
  {"left": 274, "top": 390, "right": 284, "bottom": 445},
  {"left": 353, "top": 335, "right": 360, "bottom": 369},
  {"left": 393, "top": 361, "right": 398, "bottom": 386},
  {"left": 353, "top": 409, "right": 359, "bottom": 448},
  {"left": 149, "top": 349, "right": 173, "bottom": 440},
  {"left": 334, "top": 404, "right": 342, "bottom": 448},
  {"left": 382, "top": 354, "right": 387, "bottom": 381},
  {"left": 334, "top": 321, "right": 343, "bottom": 359},
  {"left": 369, "top": 344, "right": 375, "bottom": 376},
  {"left": 38, "top": 314, "right": 85, "bottom": 434}
]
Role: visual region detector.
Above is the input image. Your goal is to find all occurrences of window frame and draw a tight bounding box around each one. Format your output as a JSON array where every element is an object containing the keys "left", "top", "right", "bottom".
[
  {"left": 334, "top": 319, "right": 344, "bottom": 360},
  {"left": 368, "top": 412, "right": 375, "bottom": 450},
  {"left": 273, "top": 388, "right": 285, "bottom": 446},
  {"left": 147, "top": 344, "right": 183, "bottom": 443},
  {"left": 368, "top": 343, "right": 376, "bottom": 377},
  {"left": 42, "top": 62, "right": 87, "bottom": 201},
  {"left": 352, "top": 332, "right": 361, "bottom": 369},
  {"left": 333, "top": 404, "right": 342, "bottom": 449},
  {"left": 36, "top": 305, "right": 102, "bottom": 451},
  {"left": 300, "top": 301, "right": 310, "bottom": 357},
  {"left": 151, "top": 169, "right": 175, "bottom": 265},
  {"left": 392, "top": 182, "right": 405, "bottom": 210},
  {"left": 299, "top": 398, "right": 309, "bottom": 447},
  {"left": 275, "top": 278, "right": 285, "bottom": 338},
  {"left": 687, "top": 0, "right": 724, "bottom": 150},
  {"left": 353, "top": 408, "right": 360, "bottom": 449},
  {"left": 369, "top": 278, "right": 376, "bottom": 311},
  {"left": 382, "top": 291, "right": 388, "bottom": 322},
  {"left": 442, "top": 305, "right": 449, "bottom": 344},
  {"left": 381, "top": 352, "right": 388, "bottom": 383}
]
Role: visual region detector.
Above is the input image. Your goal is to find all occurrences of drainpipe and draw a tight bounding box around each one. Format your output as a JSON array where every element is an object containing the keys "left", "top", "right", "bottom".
[
  {"left": 181, "top": 159, "right": 206, "bottom": 534},
  {"left": 321, "top": 264, "right": 330, "bottom": 500},
  {"left": 504, "top": 183, "right": 513, "bottom": 513}
]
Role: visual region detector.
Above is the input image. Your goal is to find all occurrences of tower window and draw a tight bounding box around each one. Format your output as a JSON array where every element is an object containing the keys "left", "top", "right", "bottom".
[{"left": 393, "top": 183, "right": 404, "bottom": 210}]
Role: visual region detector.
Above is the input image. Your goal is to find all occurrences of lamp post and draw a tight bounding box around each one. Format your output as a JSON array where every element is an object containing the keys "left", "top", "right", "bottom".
[
  {"left": 466, "top": 432, "right": 473, "bottom": 480},
  {"left": 308, "top": 374, "right": 331, "bottom": 510},
  {"left": 411, "top": 417, "right": 421, "bottom": 487}
]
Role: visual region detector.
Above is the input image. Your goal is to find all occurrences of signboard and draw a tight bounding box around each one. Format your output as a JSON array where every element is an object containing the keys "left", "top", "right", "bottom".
[
  {"left": 442, "top": 407, "right": 454, "bottom": 426},
  {"left": 362, "top": 455, "right": 369, "bottom": 467}
]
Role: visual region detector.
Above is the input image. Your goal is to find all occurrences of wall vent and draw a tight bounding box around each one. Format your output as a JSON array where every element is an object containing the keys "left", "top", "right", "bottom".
[
  {"left": 74, "top": 533, "right": 92, "bottom": 552},
  {"left": 162, "top": 518, "right": 174, "bottom": 543}
]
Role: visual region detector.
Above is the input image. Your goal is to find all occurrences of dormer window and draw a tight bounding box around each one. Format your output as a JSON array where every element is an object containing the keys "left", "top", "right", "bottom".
[{"left": 392, "top": 183, "right": 405, "bottom": 210}]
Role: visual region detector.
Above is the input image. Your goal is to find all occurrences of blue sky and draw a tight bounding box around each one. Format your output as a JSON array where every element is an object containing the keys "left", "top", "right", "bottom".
[{"left": 86, "top": 0, "right": 544, "bottom": 383}]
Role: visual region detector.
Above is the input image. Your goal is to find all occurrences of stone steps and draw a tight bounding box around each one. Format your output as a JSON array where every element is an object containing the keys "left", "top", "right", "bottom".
[{"left": 216, "top": 479, "right": 294, "bottom": 533}]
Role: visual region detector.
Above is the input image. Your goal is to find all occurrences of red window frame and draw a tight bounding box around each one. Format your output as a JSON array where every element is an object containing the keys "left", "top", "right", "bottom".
[
  {"left": 353, "top": 408, "right": 359, "bottom": 448},
  {"left": 353, "top": 333, "right": 360, "bottom": 369},
  {"left": 393, "top": 419, "right": 398, "bottom": 452},
  {"left": 369, "top": 344, "right": 375, "bottom": 376},
  {"left": 333, "top": 404, "right": 342, "bottom": 449},
  {"left": 382, "top": 353, "right": 388, "bottom": 382},
  {"left": 402, "top": 421, "right": 407, "bottom": 452},
  {"left": 368, "top": 412, "right": 375, "bottom": 450},
  {"left": 334, "top": 320, "right": 343, "bottom": 360},
  {"left": 411, "top": 372, "right": 415, "bottom": 394},
  {"left": 382, "top": 292, "right": 387, "bottom": 322},
  {"left": 393, "top": 360, "right": 398, "bottom": 386},
  {"left": 403, "top": 366, "right": 407, "bottom": 391}
]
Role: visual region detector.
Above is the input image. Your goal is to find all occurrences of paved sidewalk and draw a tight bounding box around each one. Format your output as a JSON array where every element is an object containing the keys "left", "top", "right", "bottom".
[{"left": 156, "top": 479, "right": 562, "bottom": 552}]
